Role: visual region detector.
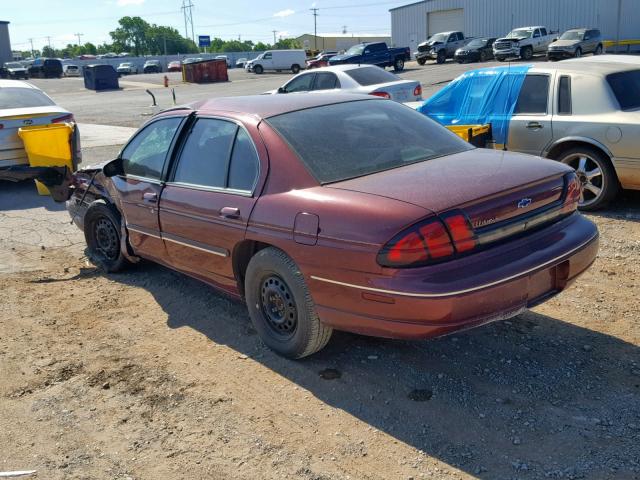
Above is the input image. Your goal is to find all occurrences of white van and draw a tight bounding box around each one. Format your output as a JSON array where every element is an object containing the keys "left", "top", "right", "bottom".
[{"left": 246, "top": 50, "right": 306, "bottom": 74}]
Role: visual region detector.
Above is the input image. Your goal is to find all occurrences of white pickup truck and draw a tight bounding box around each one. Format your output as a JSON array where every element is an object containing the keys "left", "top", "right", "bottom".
[{"left": 493, "top": 26, "right": 557, "bottom": 61}]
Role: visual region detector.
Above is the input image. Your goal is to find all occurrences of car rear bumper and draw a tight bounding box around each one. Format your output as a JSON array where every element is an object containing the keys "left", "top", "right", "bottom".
[{"left": 308, "top": 213, "right": 598, "bottom": 339}]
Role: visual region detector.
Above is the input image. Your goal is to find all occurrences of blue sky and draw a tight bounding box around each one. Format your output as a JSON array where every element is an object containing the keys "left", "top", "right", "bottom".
[{"left": 7, "top": 0, "right": 407, "bottom": 51}]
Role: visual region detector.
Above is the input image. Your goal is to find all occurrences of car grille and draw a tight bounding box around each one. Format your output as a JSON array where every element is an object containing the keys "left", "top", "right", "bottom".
[
  {"left": 494, "top": 40, "right": 513, "bottom": 50},
  {"left": 417, "top": 44, "right": 431, "bottom": 53}
]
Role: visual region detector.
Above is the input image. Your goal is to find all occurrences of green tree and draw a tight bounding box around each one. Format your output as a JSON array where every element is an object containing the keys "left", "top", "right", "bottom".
[
  {"left": 42, "top": 46, "right": 56, "bottom": 57},
  {"left": 273, "top": 38, "right": 301, "bottom": 49},
  {"left": 110, "top": 16, "right": 150, "bottom": 56},
  {"left": 253, "top": 41, "right": 271, "bottom": 51}
]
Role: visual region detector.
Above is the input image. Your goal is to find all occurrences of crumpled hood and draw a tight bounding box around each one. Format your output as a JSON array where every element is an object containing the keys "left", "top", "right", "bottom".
[{"left": 550, "top": 39, "right": 580, "bottom": 48}]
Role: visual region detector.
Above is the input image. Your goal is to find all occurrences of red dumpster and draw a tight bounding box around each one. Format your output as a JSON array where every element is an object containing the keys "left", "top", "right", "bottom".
[{"left": 182, "top": 59, "right": 228, "bottom": 83}]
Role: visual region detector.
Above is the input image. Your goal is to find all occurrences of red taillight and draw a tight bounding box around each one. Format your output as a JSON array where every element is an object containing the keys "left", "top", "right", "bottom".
[
  {"left": 413, "top": 84, "right": 422, "bottom": 97},
  {"left": 378, "top": 211, "right": 477, "bottom": 268},
  {"left": 52, "top": 114, "right": 74, "bottom": 123},
  {"left": 370, "top": 91, "right": 391, "bottom": 99}
]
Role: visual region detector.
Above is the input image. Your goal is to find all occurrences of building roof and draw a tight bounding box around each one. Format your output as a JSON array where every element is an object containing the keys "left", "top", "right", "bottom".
[{"left": 297, "top": 33, "right": 390, "bottom": 38}]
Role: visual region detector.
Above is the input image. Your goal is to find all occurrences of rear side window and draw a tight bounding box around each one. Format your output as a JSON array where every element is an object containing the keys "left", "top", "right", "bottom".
[
  {"left": 514, "top": 75, "right": 549, "bottom": 114},
  {"left": 540, "top": 28, "right": 547, "bottom": 36},
  {"left": 607, "top": 70, "right": 640, "bottom": 111},
  {"left": 228, "top": 129, "right": 259, "bottom": 191},
  {"left": 173, "top": 118, "right": 236, "bottom": 188},
  {"left": 558, "top": 76, "right": 572, "bottom": 115},
  {"left": 314, "top": 72, "right": 339, "bottom": 90},
  {"left": 345, "top": 66, "right": 399, "bottom": 86},
  {"left": 0, "top": 87, "right": 55, "bottom": 109}
]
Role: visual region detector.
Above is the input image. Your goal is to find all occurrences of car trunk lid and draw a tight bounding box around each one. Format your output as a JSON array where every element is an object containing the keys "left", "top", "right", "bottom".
[{"left": 371, "top": 80, "right": 421, "bottom": 102}]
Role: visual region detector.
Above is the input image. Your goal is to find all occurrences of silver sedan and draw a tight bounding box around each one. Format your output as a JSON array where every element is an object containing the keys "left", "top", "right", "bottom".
[{"left": 267, "top": 65, "right": 422, "bottom": 103}]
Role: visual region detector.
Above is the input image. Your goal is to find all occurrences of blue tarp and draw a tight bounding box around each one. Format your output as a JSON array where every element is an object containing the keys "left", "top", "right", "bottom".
[{"left": 417, "top": 65, "right": 533, "bottom": 145}]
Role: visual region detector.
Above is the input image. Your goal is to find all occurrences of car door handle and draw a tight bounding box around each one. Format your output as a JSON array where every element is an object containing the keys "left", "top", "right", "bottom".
[
  {"left": 526, "top": 122, "right": 544, "bottom": 130},
  {"left": 220, "top": 207, "right": 240, "bottom": 219},
  {"left": 143, "top": 192, "right": 158, "bottom": 203}
]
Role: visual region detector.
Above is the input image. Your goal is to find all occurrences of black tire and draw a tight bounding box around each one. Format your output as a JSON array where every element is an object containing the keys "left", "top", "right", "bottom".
[
  {"left": 521, "top": 46, "right": 533, "bottom": 60},
  {"left": 436, "top": 50, "right": 446, "bottom": 64},
  {"left": 245, "top": 247, "right": 332, "bottom": 359},
  {"left": 393, "top": 57, "right": 405, "bottom": 71},
  {"left": 574, "top": 47, "right": 582, "bottom": 58},
  {"left": 291, "top": 64, "right": 300, "bottom": 74},
  {"left": 556, "top": 146, "right": 619, "bottom": 211},
  {"left": 253, "top": 64, "right": 263, "bottom": 74},
  {"left": 595, "top": 44, "right": 603, "bottom": 55},
  {"left": 84, "top": 203, "right": 129, "bottom": 272},
  {"left": 417, "top": 58, "right": 426, "bottom": 66},
  {"left": 480, "top": 50, "right": 489, "bottom": 62},
  {"left": 496, "top": 56, "right": 506, "bottom": 62}
]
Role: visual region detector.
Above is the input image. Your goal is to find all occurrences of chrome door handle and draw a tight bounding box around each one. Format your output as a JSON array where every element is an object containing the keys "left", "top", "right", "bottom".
[
  {"left": 220, "top": 207, "right": 240, "bottom": 219},
  {"left": 143, "top": 192, "right": 158, "bottom": 203},
  {"left": 526, "top": 122, "right": 544, "bottom": 130}
]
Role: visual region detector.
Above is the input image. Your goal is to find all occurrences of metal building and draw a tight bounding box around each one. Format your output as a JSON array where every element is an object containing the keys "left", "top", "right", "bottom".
[
  {"left": 0, "top": 21, "right": 11, "bottom": 64},
  {"left": 390, "top": 0, "right": 639, "bottom": 54}
]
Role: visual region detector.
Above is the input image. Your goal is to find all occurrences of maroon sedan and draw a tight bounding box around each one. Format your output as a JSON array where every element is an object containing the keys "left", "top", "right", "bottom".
[
  {"left": 306, "top": 52, "right": 337, "bottom": 69},
  {"left": 167, "top": 60, "right": 182, "bottom": 72},
  {"left": 67, "top": 94, "right": 598, "bottom": 358}
]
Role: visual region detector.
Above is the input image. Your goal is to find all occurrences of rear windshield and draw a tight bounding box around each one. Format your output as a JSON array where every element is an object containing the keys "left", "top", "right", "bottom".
[
  {"left": 0, "top": 88, "right": 55, "bottom": 109},
  {"left": 607, "top": 70, "right": 640, "bottom": 111},
  {"left": 345, "top": 67, "right": 399, "bottom": 86},
  {"left": 266, "top": 100, "right": 472, "bottom": 184}
]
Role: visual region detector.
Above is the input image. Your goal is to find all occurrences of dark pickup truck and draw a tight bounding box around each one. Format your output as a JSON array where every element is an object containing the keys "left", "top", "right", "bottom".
[{"left": 328, "top": 42, "right": 411, "bottom": 71}]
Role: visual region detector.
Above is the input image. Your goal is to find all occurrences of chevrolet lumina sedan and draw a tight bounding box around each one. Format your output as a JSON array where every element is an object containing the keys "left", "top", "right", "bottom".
[
  {"left": 66, "top": 94, "right": 597, "bottom": 358},
  {"left": 267, "top": 65, "right": 422, "bottom": 102}
]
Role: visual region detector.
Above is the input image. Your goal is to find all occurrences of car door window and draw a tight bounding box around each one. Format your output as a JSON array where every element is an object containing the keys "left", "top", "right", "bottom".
[
  {"left": 228, "top": 128, "right": 260, "bottom": 192},
  {"left": 514, "top": 75, "right": 550, "bottom": 115},
  {"left": 533, "top": 29, "right": 540, "bottom": 38},
  {"left": 121, "top": 117, "right": 183, "bottom": 180},
  {"left": 313, "top": 72, "right": 339, "bottom": 90},
  {"left": 540, "top": 28, "right": 547, "bottom": 36},
  {"left": 285, "top": 73, "right": 315, "bottom": 92},
  {"left": 263, "top": 53, "right": 272, "bottom": 59},
  {"left": 448, "top": 34, "right": 456, "bottom": 43},
  {"left": 173, "top": 118, "right": 237, "bottom": 188},
  {"left": 457, "top": 32, "right": 464, "bottom": 41}
]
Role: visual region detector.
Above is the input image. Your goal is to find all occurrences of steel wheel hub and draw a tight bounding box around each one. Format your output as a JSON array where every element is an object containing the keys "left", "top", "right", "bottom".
[
  {"left": 564, "top": 154, "right": 603, "bottom": 207},
  {"left": 260, "top": 275, "right": 297, "bottom": 337},
  {"left": 94, "top": 217, "right": 119, "bottom": 260}
]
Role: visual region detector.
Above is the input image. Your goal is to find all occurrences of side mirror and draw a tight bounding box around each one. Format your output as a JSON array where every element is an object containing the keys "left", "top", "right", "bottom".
[
  {"left": 277, "top": 86, "right": 286, "bottom": 94},
  {"left": 103, "top": 157, "right": 124, "bottom": 177}
]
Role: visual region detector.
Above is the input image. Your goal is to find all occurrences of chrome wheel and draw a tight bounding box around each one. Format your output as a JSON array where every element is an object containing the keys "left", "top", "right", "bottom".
[{"left": 563, "top": 153, "right": 604, "bottom": 208}]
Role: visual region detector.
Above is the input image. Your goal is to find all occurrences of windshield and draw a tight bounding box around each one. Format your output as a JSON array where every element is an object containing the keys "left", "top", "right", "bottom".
[
  {"left": 345, "top": 45, "right": 364, "bottom": 55},
  {"left": 4, "top": 62, "right": 23, "bottom": 68},
  {"left": 0, "top": 88, "right": 56, "bottom": 109},
  {"left": 507, "top": 29, "right": 533, "bottom": 39},
  {"left": 560, "top": 31, "right": 584, "bottom": 41},
  {"left": 466, "top": 39, "right": 487, "bottom": 48},
  {"left": 428, "top": 33, "right": 448, "bottom": 44},
  {"left": 266, "top": 100, "right": 471, "bottom": 184}
]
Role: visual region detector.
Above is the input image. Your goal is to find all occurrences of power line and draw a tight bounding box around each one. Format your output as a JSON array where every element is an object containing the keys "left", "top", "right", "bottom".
[
  {"left": 310, "top": 7, "right": 319, "bottom": 50},
  {"left": 181, "top": 0, "right": 195, "bottom": 42}
]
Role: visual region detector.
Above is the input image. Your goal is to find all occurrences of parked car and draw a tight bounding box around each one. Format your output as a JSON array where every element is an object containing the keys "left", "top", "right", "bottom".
[
  {"left": 63, "top": 64, "right": 81, "bottom": 77},
  {"left": 63, "top": 94, "right": 597, "bottom": 358},
  {"left": 268, "top": 65, "right": 422, "bottom": 102},
  {"left": 454, "top": 37, "right": 496, "bottom": 63},
  {"left": 77, "top": 54, "right": 97, "bottom": 60},
  {"left": 0, "top": 80, "right": 74, "bottom": 168},
  {"left": 328, "top": 42, "right": 411, "bottom": 72},
  {"left": 547, "top": 28, "right": 603, "bottom": 60},
  {"left": 493, "top": 26, "right": 557, "bottom": 61},
  {"left": 214, "top": 55, "right": 231, "bottom": 67},
  {"left": 235, "top": 57, "right": 248, "bottom": 68},
  {"left": 143, "top": 60, "right": 161, "bottom": 73},
  {"left": 416, "top": 31, "right": 468, "bottom": 65},
  {"left": 28, "top": 58, "right": 63, "bottom": 78},
  {"left": 118, "top": 52, "right": 130, "bottom": 58},
  {"left": 246, "top": 50, "right": 307, "bottom": 74},
  {"left": 183, "top": 57, "right": 203, "bottom": 64},
  {"left": 116, "top": 62, "right": 138, "bottom": 75},
  {"left": 419, "top": 60, "right": 640, "bottom": 210},
  {"left": 167, "top": 60, "right": 182, "bottom": 72},
  {"left": 1, "top": 61, "right": 29, "bottom": 79},
  {"left": 306, "top": 51, "right": 338, "bottom": 69}
]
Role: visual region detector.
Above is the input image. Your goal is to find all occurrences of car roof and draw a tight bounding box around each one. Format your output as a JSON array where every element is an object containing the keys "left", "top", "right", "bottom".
[
  {"left": 530, "top": 58, "right": 640, "bottom": 75},
  {"left": 308, "top": 64, "right": 382, "bottom": 73},
  {"left": 0, "top": 79, "right": 39, "bottom": 89},
  {"left": 188, "top": 94, "right": 380, "bottom": 119}
]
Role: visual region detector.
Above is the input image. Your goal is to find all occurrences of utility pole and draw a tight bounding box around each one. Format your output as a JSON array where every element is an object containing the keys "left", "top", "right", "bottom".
[
  {"left": 342, "top": 25, "right": 347, "bottom": 34},
  {"left": 28, "top": 38, "right": 34, "bottom": 57},
  {"left": 272, "top": 30, "right": 277, "bottom": 45},
  {"left": 75, "top": 33, "right": 83, "bottom": 46},
  {"left": 181, "top": 0, "right": 195, "bottom": 43},
  {"left": 45, "top": 36, "right": 52, "bottom": 49},
  {"left": 310, "top": 8, "right": 319, "bottom": 50}
]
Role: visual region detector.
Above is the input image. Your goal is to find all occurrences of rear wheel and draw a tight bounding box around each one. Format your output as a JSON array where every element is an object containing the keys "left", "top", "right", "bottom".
[
  {"left": 557, "top": 146, "right": 619, "bottom": 211},
  {"left": 253, "top": 64, "right": 263, "bottom": 74},
  {"left": 436, "top": 50, "right": 446, "bottom": 64},
  {"left": 521, "top": 46, "right": 533, "bottom": 60},
  {"left": 291, "top": 64, "right": 300, "bottom": 74},
  {"left": 245, "top": 247, "right": 332, "bottom": 359},
  {"left": 84, "top": 203, "right": 129, "bottom": 272},
  {"left": 595, "top": 44, "right": 603, "bottom": 55},
  {"left": 393, "top": 57, "right": 405, "bottom": 71},
  {"left": 417, "top": 58, "right": 426, "bottom": 66}
]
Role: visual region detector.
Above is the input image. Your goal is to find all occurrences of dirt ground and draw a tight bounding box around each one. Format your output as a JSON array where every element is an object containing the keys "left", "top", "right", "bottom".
[{"left": 0, "top": 182, "right": 638, "bottom": 480}]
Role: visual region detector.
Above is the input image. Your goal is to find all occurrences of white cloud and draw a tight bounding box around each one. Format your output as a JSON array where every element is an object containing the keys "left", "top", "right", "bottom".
[
  {"left": 273, "top": 9, "right": 295, "bottom": 18},
  {"left": 116, "top": 0, "right": 144, "bottom": 6}
]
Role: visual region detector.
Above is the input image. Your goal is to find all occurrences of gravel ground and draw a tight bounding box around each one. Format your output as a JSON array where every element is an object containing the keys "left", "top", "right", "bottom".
[{"left": 1, "top": 59, "right": 639, "bottom": 479}]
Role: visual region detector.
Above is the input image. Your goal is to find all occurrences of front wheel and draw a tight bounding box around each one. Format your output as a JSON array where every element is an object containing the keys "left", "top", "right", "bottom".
[
  {"left": 557, "top": 146, "right": 619, "bottom": 211},
  {"left": 245, "top": 247, "right": 332, "bottom": 359},
  {"left": 417, "top": 58, "right": 426, "bottom": 65},
  {"left": 393, "top": 57, "right": 405, "bottom": 71},
  {"left": 480, "top": 50, "right": 489, "bottom": 62},
  {"left": 574, "top": 47, "right": 582, "bottom": 58},
  {"left": 291, "top": 64, "right": 300, "bottom": 74},
  {"left": 253, "top": 64, "right": 263, "bottom": 74},
  {"left": 84, "top": 203, "right": 129, "bottom": 272},
  {"left": 521, "top": 46, "right": 533, "bottom": 60}
]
